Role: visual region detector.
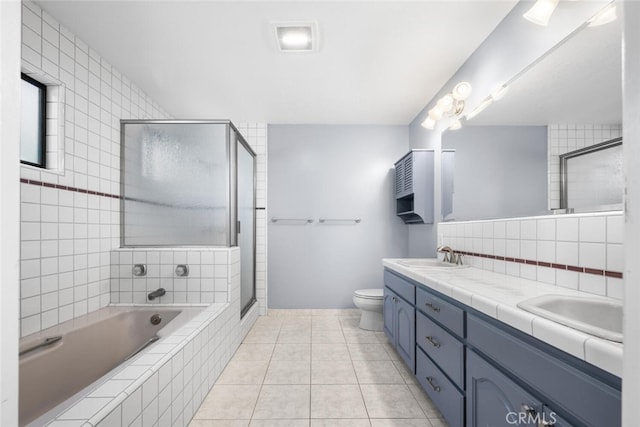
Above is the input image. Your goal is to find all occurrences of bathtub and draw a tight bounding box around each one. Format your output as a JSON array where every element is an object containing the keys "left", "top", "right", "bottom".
[{"left": 19, "top": 305, "right": 204, "bottom": 426}]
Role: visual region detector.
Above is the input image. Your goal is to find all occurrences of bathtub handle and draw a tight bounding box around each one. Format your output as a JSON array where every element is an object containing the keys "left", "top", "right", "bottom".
[
  {"left": 19, "top": 336, "right": 62, "bottom": 357},
  {"left": 124, "top": 336, "right": 160, "bottom": 361}
]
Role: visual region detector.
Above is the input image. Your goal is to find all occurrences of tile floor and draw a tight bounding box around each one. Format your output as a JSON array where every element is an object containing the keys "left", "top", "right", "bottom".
[{"left": 191, "top": 310, "right": 449, "bottom": 427}]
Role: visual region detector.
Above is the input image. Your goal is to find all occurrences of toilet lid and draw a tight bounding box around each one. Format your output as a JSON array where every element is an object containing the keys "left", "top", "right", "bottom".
[{"left": 354, "top": 288, "right": 384, "bottom": 299}]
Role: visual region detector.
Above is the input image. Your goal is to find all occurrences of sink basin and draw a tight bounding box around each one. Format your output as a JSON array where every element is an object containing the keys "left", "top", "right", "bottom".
[
  {"left": 517, "top": 294, "right": 623, "bottom": 342},
  {"left": 396, "top": 258, "right": 468, "bottom": 269}
]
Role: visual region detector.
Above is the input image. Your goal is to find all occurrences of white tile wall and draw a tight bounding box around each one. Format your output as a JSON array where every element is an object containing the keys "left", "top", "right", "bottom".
[
  {"left": 19, "top": 0, "right": 172, "bottom": 337},
  {"left": 548, "top": 124, "right": 623, "bottom": 209},
  {"left": 110, "top": 248, "right": 236, "bottom": 305},
  {"left": 438, "top": 211, "right": 624, "bottom": 299}
]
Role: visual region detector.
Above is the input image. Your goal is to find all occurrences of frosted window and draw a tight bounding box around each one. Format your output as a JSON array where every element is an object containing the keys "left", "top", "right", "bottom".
[
  {"left": 122, "top": 123, "right": 229, "bottom": 246},
  {"left": 563, "top": 140, "right": 623, "bottom": 210},
  {"left": 20, "top": 75, "right": 46, "bottom": 167}
]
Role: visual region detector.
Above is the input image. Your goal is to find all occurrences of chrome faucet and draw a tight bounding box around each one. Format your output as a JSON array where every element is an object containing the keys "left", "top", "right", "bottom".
[
  {"left": 147, "top": 288, "right": 166, "bottom": 301},
  {"left": 437, "top": 246, "right": 462, "bottom": 265}
]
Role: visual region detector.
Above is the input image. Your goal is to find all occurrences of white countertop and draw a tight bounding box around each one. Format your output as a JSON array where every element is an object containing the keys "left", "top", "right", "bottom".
[{"left": 383, "top": 258, "right": 623, "bottom": 377}]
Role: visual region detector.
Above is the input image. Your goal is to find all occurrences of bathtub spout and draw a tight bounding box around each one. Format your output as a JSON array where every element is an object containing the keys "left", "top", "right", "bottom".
[{"left": 147, "top": 288, "right": 166, "bottom": 301}]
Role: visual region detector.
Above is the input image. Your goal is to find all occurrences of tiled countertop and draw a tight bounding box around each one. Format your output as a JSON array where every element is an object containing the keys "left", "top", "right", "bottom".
[{"left": 382, "top": 258, "right": 622, "bottom": 377}]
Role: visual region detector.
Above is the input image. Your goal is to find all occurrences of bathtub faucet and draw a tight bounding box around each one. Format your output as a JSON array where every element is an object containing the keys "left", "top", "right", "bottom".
[{"left": 148, "top": 288, "right": 166, "bottom": 301}]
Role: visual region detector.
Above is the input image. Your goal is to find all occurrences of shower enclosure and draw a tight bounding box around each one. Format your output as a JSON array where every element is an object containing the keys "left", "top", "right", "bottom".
[{"left": 121, "top": 120, "right": 256, "bottom": 316}]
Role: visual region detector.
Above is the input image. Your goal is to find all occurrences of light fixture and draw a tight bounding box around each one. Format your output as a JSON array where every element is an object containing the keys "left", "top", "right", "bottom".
[
  {"left": 523, "top": 0, "right": 560, "bottom": 26},
  {"left": 491, "top": 84, "right": 509, "bottom": 101},
  {"left": 274, "top": 23, "right": 318, "bottom": 52},
  {"left": 465, "top": 97, "right": 493, "bottom": 121},
  {"left": 420, "top": 81, "right": 472, "bottom": 130},
  {"left": 589, "top": 4, "right": 617, "bottom": 27}
]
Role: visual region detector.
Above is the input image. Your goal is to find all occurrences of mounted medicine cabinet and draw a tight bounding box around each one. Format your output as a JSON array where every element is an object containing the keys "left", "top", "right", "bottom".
[{"left": 394, "top": 149, "right": 434, "bottom": 224}]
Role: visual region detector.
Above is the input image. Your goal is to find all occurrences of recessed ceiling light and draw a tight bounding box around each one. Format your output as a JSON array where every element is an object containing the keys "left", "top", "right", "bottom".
[{"left": 274, "top": 22, "right": 318, "bottom": 52}]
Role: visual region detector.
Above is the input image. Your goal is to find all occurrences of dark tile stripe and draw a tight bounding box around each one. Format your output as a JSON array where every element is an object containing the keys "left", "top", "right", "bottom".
[{"left": 20, "top": 178, "right": 120, "bottom": 199}]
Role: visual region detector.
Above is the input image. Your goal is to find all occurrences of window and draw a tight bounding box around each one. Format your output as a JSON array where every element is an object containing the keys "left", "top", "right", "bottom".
[{"left": 20, "top": 73, "right": 46, "bottom": 168}]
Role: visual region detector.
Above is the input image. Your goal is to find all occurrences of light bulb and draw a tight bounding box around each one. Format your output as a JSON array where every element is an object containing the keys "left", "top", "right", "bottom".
[
  {"left": 523, "top": 0, "right": 560, "bottom": 26},
  {"left": 428, "top": 106, "right": 443, "bottom": 121},
  {"left": 421, "top": 117, "right": 436, "bottom": 130},
  {"left": 448, "top": 118, "right": 462, "bottom": 131},
  {"left": 452, "top": 82, "right": 472, "bottom": 101},
  {"left": 437, "top": 94, "right": 454, "bottom": 113}
]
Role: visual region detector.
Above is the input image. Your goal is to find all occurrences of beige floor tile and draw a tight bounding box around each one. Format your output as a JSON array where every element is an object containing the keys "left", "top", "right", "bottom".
[
  {"left": 281, "top": 317, "right": 312, "bottom": 330},
  {"left": 407, "top": 385, "right": 444, "bottom": 418},
  {"left": 311, "top": 317, "right": 342, "bottom": 331},
  {"left": 264, "top": 360, "right": 311, "bottom": 384},
  {"left": 277, "top": 329, "right": 311, "bottom": 344},
  {"left": 361, "top": 384, "right": 426, "bottom": 419},
  {"left": 353, "top": 360, "right": 405, "bottom": 384},
  {"left": 427, "top": 418, "right": 449, "bottom": 427},
  {"left": 393, "top": 360, "right": 419, "bottom": 385},
  {"left": 343, "top": 330, "right": 380, "bottom": 344},
  {"left": 193, "top": 385, "right": 260, "bottom": 420},
  {"left": 311, "top": 360, "right": 358, "bottom": 384},
  {"left": 310, "top": 385, "right": 368, "bottom": 419},
  {"left": 381, "top": 343, "right": 403, "bottom": 362},
  {"left": 244, "top": 328, "right": 280, "bottom": 344},
  {"left": 268, "top": 309, "right": 312, "bottom": 317},
  {"left": 216, "top": 360, "right": 269, "bottom": 385},
  {"left": 253, "top": 385, "right": 311, "bottom": 419},
  {"left": 348, "top": 343, "right": 391, "bottom": 361},
  {"left": 272, "top": 343, "right": 311, "bottom": 361},
  {"left": 190, "top": 421, "right": 250, "bottom": 427},
  {"left": 311, "top": 309, "right": 359, "bottom": 317},
  {"left": 311, "top": 343, "right": 351, "bottom": 361},
  {"left": 370, "top": 420, "right": 433, "bottom": 427},
  {"left": 253, "top": 317, "right": 284, "bottom": 329},
  {"left": 311, "top": 331, "right": 346, "bottom": 344},
  {"left": 340, "top": 317, "right": 361, "bottom": 330},
  {"left": 310, "top": 419, "right": 371, "bottom": 426},
  {"left": 233, "top": 343, "right": 275, "bottom": 361},
  {"left": 249, "top": 420, "right": 310, "bottom": 427}
]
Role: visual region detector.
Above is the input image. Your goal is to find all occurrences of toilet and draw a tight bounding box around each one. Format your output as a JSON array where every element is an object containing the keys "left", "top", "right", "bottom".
[{"left": 353, "top": 288, "right": 384, "bottom": 331}]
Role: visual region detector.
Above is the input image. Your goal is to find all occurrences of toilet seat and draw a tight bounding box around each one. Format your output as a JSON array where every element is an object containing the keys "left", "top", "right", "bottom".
[{"left": 354, "top": 288, "right": 384, "bottom": 300}]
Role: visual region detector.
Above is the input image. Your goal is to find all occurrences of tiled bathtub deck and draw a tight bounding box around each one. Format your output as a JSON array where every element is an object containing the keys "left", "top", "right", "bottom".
[{"left": 191, "top": 310, "right": 449, "bottom": 427}]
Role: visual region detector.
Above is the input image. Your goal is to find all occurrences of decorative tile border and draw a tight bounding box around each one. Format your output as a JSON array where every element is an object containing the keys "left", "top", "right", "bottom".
[
  {"left": 20, "top": 178, "right": 120, "bottom": 199},
  {"left": 454, "top": 250, "right": 623, "bottom": 278}
]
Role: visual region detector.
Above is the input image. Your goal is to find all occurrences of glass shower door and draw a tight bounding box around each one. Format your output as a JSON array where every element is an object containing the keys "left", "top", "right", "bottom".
[{"left": 237, "top": 136, "right": 256, "bottom": 316}]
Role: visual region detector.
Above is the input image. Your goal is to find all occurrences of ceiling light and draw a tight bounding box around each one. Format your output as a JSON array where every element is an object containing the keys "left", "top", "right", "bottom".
[
  {"left": 452, "top": 82, "right": 472, "bottom": 101},
  {"left": 465, "top": 98, "right": 493, "bottom": 121},
  {"left": 421, "top": 117, "right": 436, "bottom": 130},
  {"left": 589, "top": 5, "right": 617, "bottom": 27},
  {"left": 422, "top": 82, "right": 472, "bottom": 131},
  {"left": 274, "top": 23, "right": 317, "bottom": 52},
  {"left": 523, "top": 0, "right": 560, "bottom": 26}
]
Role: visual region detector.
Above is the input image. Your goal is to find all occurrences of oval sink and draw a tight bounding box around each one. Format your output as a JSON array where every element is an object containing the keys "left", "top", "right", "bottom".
[
  {"left": 396, "top": 258, "right": 468, "bottom": 269},
  {"left": 517, "top": 294, "right": 622, "bottom": 342}
]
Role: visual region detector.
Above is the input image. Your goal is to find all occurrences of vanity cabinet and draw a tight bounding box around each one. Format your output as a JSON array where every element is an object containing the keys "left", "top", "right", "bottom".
[
  {"left": 382, "top": 268, "right": 622, "bottom": 427},
  {"left": 394, "top": 150, "right": 434, "bottom": 224},
  {"left": 383, "top": 270, "right": 416, "bottom": 372}
]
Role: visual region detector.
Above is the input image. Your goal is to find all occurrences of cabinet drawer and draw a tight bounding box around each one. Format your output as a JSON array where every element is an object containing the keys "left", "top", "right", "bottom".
[
  {"left": 417, "top": 286, "right": 464, "bottom": 337},
  {"left": 417, "top": 347, "right": 464, "bottom": 427},
  {"left": 384, "top": 270, "right": 415, "bottom": 304},
  {"left": 467, "top": 315, "right": 620, "bottom": 427},
  {"left": 416, "top": 312, "right": 464, "bottom": 387}
]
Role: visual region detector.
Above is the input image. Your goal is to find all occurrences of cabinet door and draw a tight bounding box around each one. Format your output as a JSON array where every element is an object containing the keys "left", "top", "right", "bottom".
[
  {"left": 383, "top": 288, "right": 396, "bottom": 345},
  {"left": 542, "top": 406, "right": 574, "bottom": 427},
  {"left": 467, "top": 350, "right": 542, "bottom": 427},
  {"left": 395, "top": 296, "right": 416, "bottom": 373}
]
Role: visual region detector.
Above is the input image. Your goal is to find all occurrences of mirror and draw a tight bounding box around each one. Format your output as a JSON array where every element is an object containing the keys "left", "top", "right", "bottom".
[{"left": 442, "top": 9, "right": 622, "bottom": 221}]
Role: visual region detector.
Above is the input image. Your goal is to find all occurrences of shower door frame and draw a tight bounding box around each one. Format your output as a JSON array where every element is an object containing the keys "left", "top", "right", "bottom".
[{"left": 119, "top": 120, "right": 257, "bottom": 316}]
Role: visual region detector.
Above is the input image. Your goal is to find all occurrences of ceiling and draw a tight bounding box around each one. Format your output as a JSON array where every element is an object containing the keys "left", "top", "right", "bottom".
[
  {"left": 468, "top": 13, "right": 622, "bottom": 126},
  {"left": 37, "top": 1, "right": 517, "bottom": 125}
]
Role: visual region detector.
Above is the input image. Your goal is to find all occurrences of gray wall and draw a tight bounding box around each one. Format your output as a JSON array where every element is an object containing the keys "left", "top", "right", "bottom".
[
  {"left": 442, "top": 126, "right": 548, "bottom": 220},
  {"left": 268, "top": 125, "right": 409, "bottom": 308}
]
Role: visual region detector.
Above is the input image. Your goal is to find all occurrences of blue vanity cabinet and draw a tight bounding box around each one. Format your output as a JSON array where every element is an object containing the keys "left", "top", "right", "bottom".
[
  {"left": 383, "top": 270, "right": 416, "bottom": 373},
  {"left": 467, "top": 349, "right": 542, "bottom": 427}
]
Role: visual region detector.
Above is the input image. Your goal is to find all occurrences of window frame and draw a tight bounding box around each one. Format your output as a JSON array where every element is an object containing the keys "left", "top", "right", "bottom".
[{"left": 20, "top": 72, "right": 47, "bottom": 168}]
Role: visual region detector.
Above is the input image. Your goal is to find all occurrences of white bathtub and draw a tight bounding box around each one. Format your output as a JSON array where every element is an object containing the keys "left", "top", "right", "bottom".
[{"left": 20, "top": 305, "right": 204, "bottom": 426}]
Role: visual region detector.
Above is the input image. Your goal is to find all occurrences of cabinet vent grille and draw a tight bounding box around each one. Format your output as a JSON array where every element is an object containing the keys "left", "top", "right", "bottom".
[
  {"left": 404, "top": 156, "right": 413, "bottom": 192},
  {"left": 395, "top": 162, "right": 404, "bottom": 194}
]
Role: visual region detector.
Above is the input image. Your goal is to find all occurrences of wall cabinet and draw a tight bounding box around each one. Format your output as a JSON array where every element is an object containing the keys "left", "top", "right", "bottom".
[
  {"left": 394, "top": 150, "right": 434, "bottom": 224},
  {"left": 382, "top": 268, "right": 622, "bottom": 427}
]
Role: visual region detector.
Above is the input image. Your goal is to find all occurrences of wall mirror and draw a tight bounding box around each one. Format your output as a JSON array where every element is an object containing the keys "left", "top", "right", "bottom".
[{"left": 442, "top": 5, "right": 622, "bottom": 221}]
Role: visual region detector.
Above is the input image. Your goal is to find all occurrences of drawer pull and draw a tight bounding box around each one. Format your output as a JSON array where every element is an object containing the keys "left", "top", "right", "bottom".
[
  {"left": 425, "top": 302, "right": 441, "bottom": 313},
  {"left": 425, "top": 336, "right": 441, "bottom": 348},
  {"left": 426, "top": 376, "right": 441, "bottom": 392}
]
